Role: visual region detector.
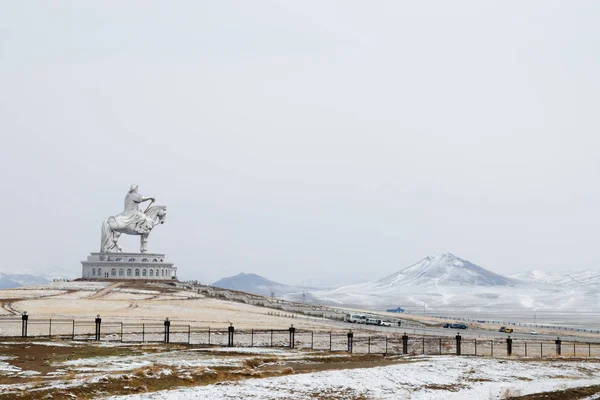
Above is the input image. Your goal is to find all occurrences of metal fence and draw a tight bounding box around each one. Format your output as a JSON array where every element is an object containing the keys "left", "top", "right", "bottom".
[{"left": 2, "top": 315, "right": 600, "bottom": 359}]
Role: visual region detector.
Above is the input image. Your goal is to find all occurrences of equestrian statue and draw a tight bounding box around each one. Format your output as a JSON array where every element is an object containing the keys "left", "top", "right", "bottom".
[{"left": 100, "top": 184, "right": 167, "bottom": 253}]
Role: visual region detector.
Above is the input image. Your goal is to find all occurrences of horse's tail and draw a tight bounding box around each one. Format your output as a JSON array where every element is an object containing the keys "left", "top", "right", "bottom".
[{"left": 100, "top": 218, "right": 114, "bottom": 252}]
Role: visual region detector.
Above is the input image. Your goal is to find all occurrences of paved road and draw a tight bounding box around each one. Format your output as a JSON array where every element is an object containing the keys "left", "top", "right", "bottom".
[{"left": 323, "top": 319, "right": 600, "bottom": 343}]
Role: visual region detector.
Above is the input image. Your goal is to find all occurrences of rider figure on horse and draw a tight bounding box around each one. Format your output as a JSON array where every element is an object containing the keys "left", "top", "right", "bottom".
[
  {"left": 100, "top": 185, "right": 166, "bottom": 253},
  {"left": 122, "top": 184, "right": 155, "bottom": 230}
]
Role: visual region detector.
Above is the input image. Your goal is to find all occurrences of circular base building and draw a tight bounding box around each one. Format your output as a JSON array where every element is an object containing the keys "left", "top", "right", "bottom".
[{"left": 81, "top": 252, "right": 177, "bottom": 280}]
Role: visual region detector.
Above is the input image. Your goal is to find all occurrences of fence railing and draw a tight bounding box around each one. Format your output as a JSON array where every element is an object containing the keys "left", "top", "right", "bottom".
[{"left": 2, "top": 314, "right": 600, "bottom": 358}]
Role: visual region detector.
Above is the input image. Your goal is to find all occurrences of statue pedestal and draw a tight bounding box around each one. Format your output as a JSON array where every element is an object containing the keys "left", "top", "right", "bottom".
[{"left": 81, "top": 252, "right": 177, "bottom": 281}]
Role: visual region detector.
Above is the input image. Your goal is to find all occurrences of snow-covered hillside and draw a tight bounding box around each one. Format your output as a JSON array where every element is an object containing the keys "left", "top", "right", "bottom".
[
  {"left": 511, "top": 270, "right": 600, "bottom": 289},
  {"left": 286, "top": 253, "right": 522, "bottom": 310},
  {"left": 378, "top": 253, "right": 514, "bottom": 287},
  {"left": 283, "top": 253, "right": 600, "bottom": 328}
]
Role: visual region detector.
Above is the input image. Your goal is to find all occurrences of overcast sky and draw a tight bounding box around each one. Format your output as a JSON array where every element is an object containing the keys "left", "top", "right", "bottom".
[{"left": 1, "top": 1, "right": 599, "bottom": 285}]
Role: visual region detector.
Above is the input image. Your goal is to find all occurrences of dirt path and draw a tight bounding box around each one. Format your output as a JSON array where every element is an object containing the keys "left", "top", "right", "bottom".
[
  {"left": 1, "top": 301, "right": 19, "bottom": 316},
  {"left": 87, "top": 282, "right": 124, "bottom": 299}
]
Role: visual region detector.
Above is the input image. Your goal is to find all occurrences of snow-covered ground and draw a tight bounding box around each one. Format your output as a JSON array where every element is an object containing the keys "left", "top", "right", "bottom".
[
  {"left": 106, "top": 356, "right": 600, "bottom": 400},
  {"left": 1, "top": 338, "right": 600, "bottom": 399}
]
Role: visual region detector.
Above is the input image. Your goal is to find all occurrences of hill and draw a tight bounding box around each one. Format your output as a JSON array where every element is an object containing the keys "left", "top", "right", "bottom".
[
  {"left": 0, "top": 273, "right": 50, "bottom": 289},
  {"left": 285, "top": 253, "right": 528, "bottom": 312},
  {"left": 378, "top": 253, "right": 514, "bottom": 287},
  {"left": 212, "top": 273, "right": 304, "bottom": 297}
]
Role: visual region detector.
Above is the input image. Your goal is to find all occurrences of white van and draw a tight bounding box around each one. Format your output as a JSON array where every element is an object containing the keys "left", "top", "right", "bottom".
[{"left": 344, "top": 314, "right": 366, "bottom": 323}]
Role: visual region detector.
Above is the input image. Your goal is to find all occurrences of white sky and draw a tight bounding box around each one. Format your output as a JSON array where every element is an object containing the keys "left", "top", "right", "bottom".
[{"left": 1, "top": 1, "right": 599, "bottom": 285}]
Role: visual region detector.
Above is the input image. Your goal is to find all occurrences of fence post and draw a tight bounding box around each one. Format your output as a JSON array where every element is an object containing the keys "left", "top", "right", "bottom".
[
  {"left": 439, "top": 338, "right": 442, "bottom": 355},
  {"left": 164, "top": 318, "right": 170, "bottom": 343},
  {"left": 456, "top": 334, "right": 461, "bottom": 356},
  {"left": 208, "top": 327, "right": 211, "bottom": 345},
  {"left": 506, "top": 336, "right": 512, "bottom": 356},
  {"left": 555, "top": 337, "right": 561, "bottom": 356},
  {"left": 573, "top": 341, "right": 576, "bottom": 357},
  {"left": 347, "top": 330, "right": 353, "bottom": 353},
  {"left": 49, "top": 318, "right": 52, "bottom": 338},
  {"left": 228, "top": 323, "right": 234, "bottom": 347},
  {"left": 491, "top": 341, "right": 493, "bottom": 356},
  {"left": 120, "top": 322, "right": 123, "bottom": 343},
  {"left": 422, "top": 337, "right": 425, "bottom": 354},
  {"left": 329, "top": 332, "right": 332, "bottom": 351},
  {"left": 289, "top": 325, "right": 296, "bottom": 349},
  {"left": 540, "top": 342, "right": 543, "bottom": 357},
  {"left": 311, "top": 331, "right": 314, "bottom": 350},
  {"left": 402, "top": 333, "right": 408, "bottom": 354},
  {"left": 188, "top": 325, "right": 191, "bottom": 344},
  {"left": 474, "top": 340, "right": 477, "bottom": 356},
  {"left": 270, "top": 329, "right": 273, "bottom": 347},
  {"left": 21, "top": 312, "right": 28, "bottom": 338},
  {"left": 72, "top": 319, "right": 75, "bottom": 340},
  {"left": 95, "top": 315, "right": 102, "bottom": 341},
  {"left": 142, "top": 323, "right": 145, "bottom": 342},
  {"left": 525, "top": 342, "right": 527, "bottom": 356},
  {"left": 589, "top": 342, "right": 591, "bottom": 358},
  {"left": 251, "top": 329, "right": 254, "bottom": 347}
]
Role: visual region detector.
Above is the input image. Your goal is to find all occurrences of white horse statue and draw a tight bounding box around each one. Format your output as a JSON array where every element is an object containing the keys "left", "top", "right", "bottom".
[{"left": 100, "top": 184, "right": 167, "bottom": 253}]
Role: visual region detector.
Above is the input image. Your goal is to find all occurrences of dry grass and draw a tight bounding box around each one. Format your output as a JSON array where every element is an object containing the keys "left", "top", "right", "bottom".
[
  {"left": 243, "top": 356, "right": 279, "bottom": 369},
  {"left": 422, "top": 383, "right": 466, "bottom": 391},
  {"left": 0, "top": 341, "right": 411, "bottom": 400},
  {"left": 508, "top": 384, "right": 600, "bottom": 399},
  {"left": 501, "top": 387, "right": 523, "bottom": 399}
]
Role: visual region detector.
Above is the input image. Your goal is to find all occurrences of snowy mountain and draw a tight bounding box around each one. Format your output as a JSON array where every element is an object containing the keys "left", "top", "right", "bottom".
[
  {"left": 378, "top": 253, "right": 514, "bottom": 287},
  {"left": 284, "top": 253, "right": 542, "bottom": 314},
  {"left": 212, "top": 273, "right": 306, "bottom": 297}
]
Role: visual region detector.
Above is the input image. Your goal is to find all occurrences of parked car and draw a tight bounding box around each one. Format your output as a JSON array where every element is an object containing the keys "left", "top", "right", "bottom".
[
  {"left": 366, "top": 318, "right": 381, "bottom": 326},
  {"left": 499, "top": 327, "right": 514, "bottom": 333},
  {"left": 443, "top": 323, "right": 467, "bottom": 329},
  {"left": 380, "top": 320, "right": 393, "bottom": 327},
  {"left": 530, "top": 330, "right": 537, "bottom": 335}
]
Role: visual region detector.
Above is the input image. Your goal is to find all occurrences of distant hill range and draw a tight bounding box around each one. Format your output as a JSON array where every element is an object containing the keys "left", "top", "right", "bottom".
[
  {"left": 211, "top": 273, "right": 308, "bottom": 297},
  {"left": 0, "top": 274, "right": 50, "bottom": 289},
  {"left": 283, "top": 253, "right": 530, "bottom": 311},
  {"left": 212, "top": 255, "right": 600, "bottom": 319}
]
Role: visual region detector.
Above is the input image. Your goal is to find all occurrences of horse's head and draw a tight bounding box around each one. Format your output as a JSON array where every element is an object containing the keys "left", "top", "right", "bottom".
[{"left": 145, "top": 205, "right": 167, "bottom": 226}]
